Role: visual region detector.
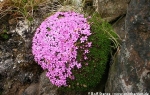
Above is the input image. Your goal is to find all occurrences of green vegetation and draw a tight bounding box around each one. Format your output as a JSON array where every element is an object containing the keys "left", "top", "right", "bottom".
[
  {"left": 0, "top": 0, "right": 46, "bottom": 22},
  {"left": 0, "top": 27, "right": 9, "bottom": 40},
  {"left": 59, "top": 13, "right": 120, "bottom": 91}
]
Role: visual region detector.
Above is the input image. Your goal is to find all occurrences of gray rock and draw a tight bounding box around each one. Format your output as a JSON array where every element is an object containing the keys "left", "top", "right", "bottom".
[
  {"left": 23, "top": 83, "right": 39, "bottom": 95},
  {"left": 93, "top": 0, "right": 130, "bottom": 22},
  {"left": 105, "top": 0, "right": 150, "bottom": 93},
  {"left": 113, "top": 17, "right": 126, "bottom": 40},
  {"left": 39, "top": 72, "right": 58, "bottom": 95}
]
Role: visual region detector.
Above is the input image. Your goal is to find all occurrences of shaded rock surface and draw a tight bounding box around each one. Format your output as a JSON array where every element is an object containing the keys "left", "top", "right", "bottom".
[
  {"left": 105, "top": 0, "right": 150, "bottom": 93},
  {"left": 113, "top": 16, "right": 126, "bottom": 40},
  {"left": 23, "top": 72, "right": 58, "bottom": 95},
  {"left": 93, "top": 0, "right": 130, "bottom": 22}
]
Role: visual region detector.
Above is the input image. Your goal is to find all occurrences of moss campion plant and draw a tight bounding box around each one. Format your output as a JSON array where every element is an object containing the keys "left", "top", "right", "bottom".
[
  {"left": 32, "top": 11, "right": 92, "bottom": 87},
  {"left": 32, "top": 12, "right": 118, "bottom": 91}
]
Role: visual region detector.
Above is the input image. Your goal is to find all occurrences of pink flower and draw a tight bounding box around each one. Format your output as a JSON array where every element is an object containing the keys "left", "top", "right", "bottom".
[
  {"left": 84, "top": 49, "right": 89, "bottom": 54},
  {"left": 70, "top": 75, "right": 75, "bottom": 80},
  {"left": 80, "top": 36, "right": 88, "bottom": 43},
  {"left": 76, "top": 63, "right": 82, "bottom": 69},
  {"left": 32, "top": 11, "right": 92, "bottom": 87},
  {"left": 87, "top": 42, "right": 92, "bottom": 47},
  {"left": 84, "top": 56, "right": 88, "bottom": 60}
]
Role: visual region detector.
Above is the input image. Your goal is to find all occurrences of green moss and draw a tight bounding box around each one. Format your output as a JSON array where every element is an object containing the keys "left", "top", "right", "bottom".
[
  {"left": 0, "top": 29, "right": 10, "bottom": 40},
  {"left": 59, "top": 13, "right": 119, "bottom": 91}
]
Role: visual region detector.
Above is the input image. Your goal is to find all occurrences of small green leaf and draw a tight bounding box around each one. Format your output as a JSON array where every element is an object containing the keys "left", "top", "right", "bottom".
[
  {"left": 22, "top": 0, "right": 27, "bottom": 3},
  {"left": 46, "top": 27, "right": 51, "bottom": 31},
  {"left": 1, "top": 34, "right": 9, "bottom": 39},
  {"left": 3, "top": 29, "right": 7, "bottom": 33},
  {"left": 27, "top": 16, "right": 34, "bottom": 22}
]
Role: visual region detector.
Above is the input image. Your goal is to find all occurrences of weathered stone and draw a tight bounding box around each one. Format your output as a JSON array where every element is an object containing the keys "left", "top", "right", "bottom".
[
  {"left": 23, "top": 83, "right": 39, "bottom": 95},
  {"left": 0, "top": 11, "right": 43, "bottom": 95},
  {"left": 113, "top": 17, "right": 126, "bottom": 40},
  {"left": 105, "top": 0, "right": 150, "bottom": 93},
  {"left": 38, "top": 72, "right": 58, "bottom": 95},
  {"left": 93, "top": 0, "right": 130, "bottom": 22},
  {"left": 57, "top": 5, "right": 82, "bottom": 13},
  {"left": 0, "top": 23, "right": 43, "bottom": 95}
]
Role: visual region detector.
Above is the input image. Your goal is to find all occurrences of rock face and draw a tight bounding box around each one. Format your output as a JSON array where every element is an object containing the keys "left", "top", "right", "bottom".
[
  {"left": 23, "top": 72, "right": 58, "bottom": 95},
  {"left": 113, "top": 17, "right": 126, "bottom": 40},
  {"left": 93, "top": 0, "right": 130, "bottom": 22},
  {"left": 0, "top": 19, "right": 43, "bottom": 95},
  {"left": 105, "top": 0, "right": 150, "bottom": 93},
  {"left": 0, "top": 1, "right": 61, "bottom": 95}
]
